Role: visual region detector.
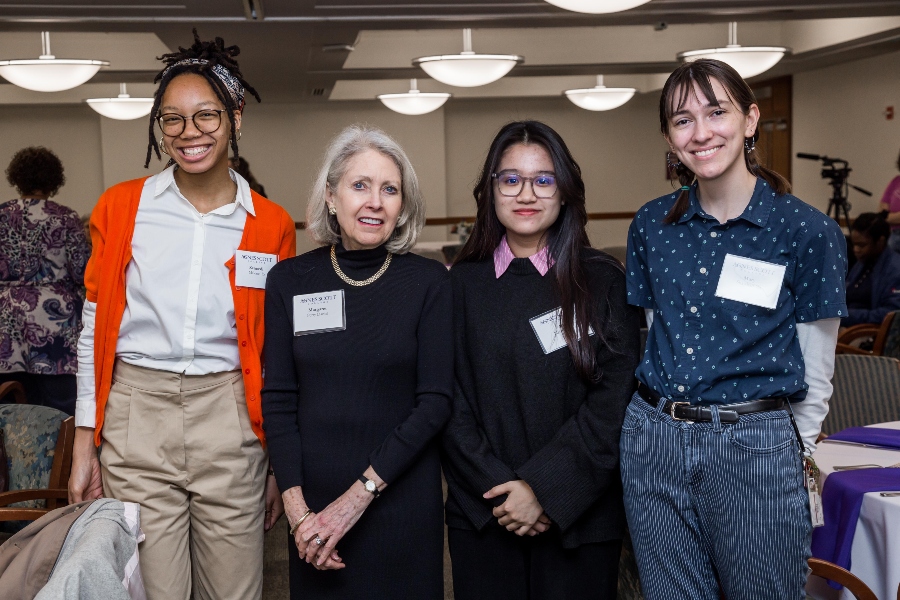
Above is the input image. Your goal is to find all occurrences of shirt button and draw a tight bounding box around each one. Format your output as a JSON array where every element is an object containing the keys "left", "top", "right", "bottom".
[
  {"left": 241, "top": 341, "right": 247, "bottom": 347},
  {"left": 700, "top": 267, "right": 707, "bottom": 274},
  {"left": 239, "top": 314, "right": 245, "bottom": 320},
  {"left": 690, "top": 306, "right": 698, "bottom": 313},
  {"left": 677, "top": 385, "right": 686, "bottom": 392},
  {"left": 244, "top": 368, "right": 251, "bottom": 374},
  {"left": 686, "top": 348, "right": 694, "bottom": 354},
  {"left": 710, "top": 232, "right": 718, "bottom": 238}
]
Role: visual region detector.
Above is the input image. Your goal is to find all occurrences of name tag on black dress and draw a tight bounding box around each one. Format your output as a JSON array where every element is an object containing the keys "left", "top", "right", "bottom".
[
  {"left": 293, "top": 290, "right": 346, "bottom": 335},
  {"left": 529, "top": 307, "right": 594, "bottom": 354}
]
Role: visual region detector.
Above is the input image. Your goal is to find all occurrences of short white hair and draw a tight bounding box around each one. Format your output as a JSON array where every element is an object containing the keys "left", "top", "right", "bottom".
[{"left": 306, "top": 124, "right": 425, "bottom": 254}]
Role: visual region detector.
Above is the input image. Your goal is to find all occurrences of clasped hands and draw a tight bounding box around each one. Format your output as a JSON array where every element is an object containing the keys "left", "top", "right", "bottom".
[
  {"left": 484, "top": 479, "right": 551, "bottom": 537},
  {"left": 283, "top": 470, "right": 384, "bottom": 571}
]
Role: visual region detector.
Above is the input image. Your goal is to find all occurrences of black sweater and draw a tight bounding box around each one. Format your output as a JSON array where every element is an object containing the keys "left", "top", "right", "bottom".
[{"left": 442, "top": 248, "right": 640, "bottom": 549}]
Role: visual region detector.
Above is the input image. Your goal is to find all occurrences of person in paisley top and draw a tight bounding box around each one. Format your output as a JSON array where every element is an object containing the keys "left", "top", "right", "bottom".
[{"left": 0, "top": 147, "right": 89, "bottom": 415}]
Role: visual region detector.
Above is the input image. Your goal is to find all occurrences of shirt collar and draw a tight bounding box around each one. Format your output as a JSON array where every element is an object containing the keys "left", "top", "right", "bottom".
[
  {"left": 677, "top": 177, "right": 773, "bottom": 228},
  {"left": 153, "top": 165, "right": 256, "bottom": 216},
  {"left": 493, "top": 235, "right": 553, "bottom": 278}
]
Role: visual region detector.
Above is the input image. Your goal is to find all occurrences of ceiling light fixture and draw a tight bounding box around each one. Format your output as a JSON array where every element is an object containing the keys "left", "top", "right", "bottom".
[
  {"left": 378, "top": 79, "right": 450, "bottom": 115},
  {"left": 0, "top": 32, "right": 108, "bottom": 92},
  {"left": 413, "top": 29, "right": 522, "bottom": 88},
  {"left": 544, "top": 0, "right": 651, "bottom": 13},
  {"left": 86, "top": 83, "right": 154, "bottom": 120},
  {"left": 678, "top": 22, "right": 788, "bottom": 79},
  {"left": 565, "top": 75, "right": 636, "bottom": 111}
]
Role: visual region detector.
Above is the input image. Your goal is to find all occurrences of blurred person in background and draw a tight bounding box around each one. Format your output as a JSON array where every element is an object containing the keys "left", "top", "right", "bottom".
[
  {"left": 843, "top": 212, "right": 900, "bottom": 327},
  {"left": 879, "top": 149, "right": 900, "bottom": 252},
  {"left": 0, "top": 146, "right": 89, "bottom": 415}
]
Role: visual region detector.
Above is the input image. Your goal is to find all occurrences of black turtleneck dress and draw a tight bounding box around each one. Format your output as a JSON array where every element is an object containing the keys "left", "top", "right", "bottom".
[{"left": 261, "top": 243, "right": 452, "bottom": 600}]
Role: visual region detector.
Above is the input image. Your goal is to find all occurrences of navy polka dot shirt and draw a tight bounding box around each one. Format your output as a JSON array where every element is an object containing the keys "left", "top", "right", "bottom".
[{"left": 626, "top": 178, "right": 848, "bottom": 405}]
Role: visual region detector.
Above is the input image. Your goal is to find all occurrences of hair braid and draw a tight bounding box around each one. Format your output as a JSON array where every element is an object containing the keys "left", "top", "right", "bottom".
[{"left": 144, "top": 28, "right": 260, "bottom": 168}]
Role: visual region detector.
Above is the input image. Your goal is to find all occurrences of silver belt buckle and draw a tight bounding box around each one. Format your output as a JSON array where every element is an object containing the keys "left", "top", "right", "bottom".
[{"left": 669, "top": 401, "right": 692, "bottom": 422}]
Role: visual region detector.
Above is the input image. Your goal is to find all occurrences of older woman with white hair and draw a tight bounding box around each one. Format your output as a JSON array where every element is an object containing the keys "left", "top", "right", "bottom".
[{"left": 261, "top": 124, "right": 452, "bottom": 599}]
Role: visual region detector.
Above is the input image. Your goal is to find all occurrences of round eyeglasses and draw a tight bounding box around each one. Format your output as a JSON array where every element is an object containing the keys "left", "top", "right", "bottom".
[
  {"left": 492, "top": 171, "right": 558, "bottom": 198},
  {"left": 156, "top": 109, "right": 227, "bottom": 137}
]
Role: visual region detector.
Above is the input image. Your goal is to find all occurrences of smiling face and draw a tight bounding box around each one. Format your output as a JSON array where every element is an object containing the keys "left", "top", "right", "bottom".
[
  {"left": 327, "top": 149, "right": 403, "bottom": 251},
  {"left": 158, "top": 73, "right": 239, "bottom": 175},
  {"left": 664, "top": 77, "right": 759, "bottom": 185},
  {"left": 493, "top": 143, "right": 562, "bottom": 257}
]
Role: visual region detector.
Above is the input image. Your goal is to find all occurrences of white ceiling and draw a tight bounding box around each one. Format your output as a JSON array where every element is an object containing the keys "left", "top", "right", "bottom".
[{"left": 0, "top": 1, "right": 897, "bottom": 105}]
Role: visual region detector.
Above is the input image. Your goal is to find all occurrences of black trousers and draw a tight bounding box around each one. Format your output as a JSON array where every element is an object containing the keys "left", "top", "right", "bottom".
[
  {"left": 0, "top": 372, "right": 76, "bottom": 416},
  {"left": 448, "top": 524, "right": 621, "bottom": 600}
]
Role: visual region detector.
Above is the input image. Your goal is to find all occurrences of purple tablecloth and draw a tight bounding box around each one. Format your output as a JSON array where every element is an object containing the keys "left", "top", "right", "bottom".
[
  {"left": 828, "top": 426, "right": 900, "bottom": 450},
  {"left": 811, "top": 468, "right": 900, "bottom": 589}
]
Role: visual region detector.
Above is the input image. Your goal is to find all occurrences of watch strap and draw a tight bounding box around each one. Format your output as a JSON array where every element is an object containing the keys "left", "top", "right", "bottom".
[{"left": 358, "top": 475, "right": 380, "bottom": 498}]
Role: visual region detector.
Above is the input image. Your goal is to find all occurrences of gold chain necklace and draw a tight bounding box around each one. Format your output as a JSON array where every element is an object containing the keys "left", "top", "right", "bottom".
[{"left": 330, "top": 245, "right": 393, "bottom": 287}]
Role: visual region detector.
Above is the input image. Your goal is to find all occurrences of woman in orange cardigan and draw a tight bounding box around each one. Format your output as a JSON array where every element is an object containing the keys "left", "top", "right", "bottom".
[{"left": 68, "top": 32, "right": 296, "bottom": 600}]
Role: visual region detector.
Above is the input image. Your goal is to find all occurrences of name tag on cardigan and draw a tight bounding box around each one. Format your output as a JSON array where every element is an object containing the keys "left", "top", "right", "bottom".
[
  {"left": 529, "top": 307, "right": 594, "bottom": 354},
  {"left": 715, "top": 254, "right": 786, "bottom": 310},
  {"left": 293, "top": 290, "right": 346, "bottom": 335},
  {"left": 236, "top": 251, "right": 277, "bottom": 289}
]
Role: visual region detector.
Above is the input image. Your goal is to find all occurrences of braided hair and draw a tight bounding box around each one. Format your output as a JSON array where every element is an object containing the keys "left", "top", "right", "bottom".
[{"left": 144, "top": 29, "right": 260, "bottom": 168}]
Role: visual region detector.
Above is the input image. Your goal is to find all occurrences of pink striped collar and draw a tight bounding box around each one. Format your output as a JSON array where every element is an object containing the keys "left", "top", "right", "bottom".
[{"left": 493, "top": 235, "right": 553, "bottom": 278}]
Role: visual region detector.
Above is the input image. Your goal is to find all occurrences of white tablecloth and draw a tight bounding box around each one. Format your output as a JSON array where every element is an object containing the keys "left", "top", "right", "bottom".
[{"left": 806, "top": 421, "right": 900, "bottom": 600}]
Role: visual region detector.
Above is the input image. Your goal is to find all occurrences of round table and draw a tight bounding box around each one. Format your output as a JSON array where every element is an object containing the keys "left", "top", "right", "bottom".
[{"left": 806, "top": 421, "right": 900, "bottom": 600}]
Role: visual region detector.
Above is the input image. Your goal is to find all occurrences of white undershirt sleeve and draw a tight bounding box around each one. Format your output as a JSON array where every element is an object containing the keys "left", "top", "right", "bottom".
[
  {"left": 793, "top": 318, "right": 840, "bottom": 454},
  {"left": 75, "top": 300, "right": 97, "bottom": 428}
]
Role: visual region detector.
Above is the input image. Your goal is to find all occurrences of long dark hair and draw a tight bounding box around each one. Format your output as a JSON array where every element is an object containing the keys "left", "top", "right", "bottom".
[
  {"left": 144, "top": 29, "right": 260, "bottom": 168},
  {"left": 660, "top": 59, "right": 790, "bottom": 223},
  {"left": 454, "top": 120, "right": 609, "bottom": 383}
]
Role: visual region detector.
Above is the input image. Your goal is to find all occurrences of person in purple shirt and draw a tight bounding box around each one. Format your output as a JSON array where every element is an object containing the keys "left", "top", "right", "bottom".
[{"left": 878, "top": 149, "right": 900, "bottom": 252}]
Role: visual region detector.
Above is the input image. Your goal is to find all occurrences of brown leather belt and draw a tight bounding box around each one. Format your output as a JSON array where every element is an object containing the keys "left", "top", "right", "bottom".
[{"left": 635, "top": 381, "right": 786, "bottom": 424}]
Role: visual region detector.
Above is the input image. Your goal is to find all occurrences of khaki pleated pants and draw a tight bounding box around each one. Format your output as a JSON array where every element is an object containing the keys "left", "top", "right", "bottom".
[{"left": 100, "top": 360, "right": 267, "bottom": 600}]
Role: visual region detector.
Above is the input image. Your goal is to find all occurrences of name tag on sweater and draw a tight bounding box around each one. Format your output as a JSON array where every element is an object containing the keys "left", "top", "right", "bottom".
[
  {"left": 293, "top": 290, "right": 346, "bottom": 335},
  {"left": 236, "top": 251, "right": 277, "bottom": 289},
  {"left": 715, "top": 254, "right": 786, "bottom": 310},
  {"left": 529, "top": 307, "right": 594, "bottom": 354}
]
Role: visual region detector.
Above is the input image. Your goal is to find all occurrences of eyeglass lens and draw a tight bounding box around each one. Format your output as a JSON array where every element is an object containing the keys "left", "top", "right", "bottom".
[
  {"left": 158, "top": 110, "right": 223, "bottom": 136},
  {"left": 495, "top": 172, "right": 558, "bottom": 198}
]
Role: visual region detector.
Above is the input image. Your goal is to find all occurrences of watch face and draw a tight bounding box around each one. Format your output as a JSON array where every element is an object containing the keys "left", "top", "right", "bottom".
[{"left": 365, "top": 480, "right": 376, "bottom": 493}]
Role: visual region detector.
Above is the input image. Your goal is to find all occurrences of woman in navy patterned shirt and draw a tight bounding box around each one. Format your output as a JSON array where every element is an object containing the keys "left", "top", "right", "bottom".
[{"left": 622, "top": 59, "right": 846, "bottom": 599}]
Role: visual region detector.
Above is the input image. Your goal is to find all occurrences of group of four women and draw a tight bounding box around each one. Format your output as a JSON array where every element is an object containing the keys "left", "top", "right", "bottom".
[{"left": 67, "top": 30, "right": 845, "bottom": 600}]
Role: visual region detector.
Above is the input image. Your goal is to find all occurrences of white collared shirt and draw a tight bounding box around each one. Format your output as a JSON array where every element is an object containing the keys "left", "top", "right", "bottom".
[{"left": 75, "top": 166, "right": 252, "bottom": 427}]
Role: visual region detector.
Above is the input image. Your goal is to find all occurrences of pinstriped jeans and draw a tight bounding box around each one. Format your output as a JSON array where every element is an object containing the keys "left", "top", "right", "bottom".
[{"left": 619, "top": 392, "right": 811, "bottom": 600}]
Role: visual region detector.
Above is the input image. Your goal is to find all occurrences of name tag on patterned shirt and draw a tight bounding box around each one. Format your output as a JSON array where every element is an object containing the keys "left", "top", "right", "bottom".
[
  {"left": 715, "top": 254, "right": 786, "bottom": 310},
  {"left": 236, "top": 251, "right": 277, "bottom": 289},
  {"left": 293, "top": 290, "right": 346, "bottom": 335},
  {"left": 529, "top": 307, "right": 594, "bottom": 354}
]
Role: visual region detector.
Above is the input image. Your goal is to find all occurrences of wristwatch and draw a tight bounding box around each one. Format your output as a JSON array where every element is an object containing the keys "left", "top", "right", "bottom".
[{"left": 358, "top": 475, "right": 380, "bottom": 498}]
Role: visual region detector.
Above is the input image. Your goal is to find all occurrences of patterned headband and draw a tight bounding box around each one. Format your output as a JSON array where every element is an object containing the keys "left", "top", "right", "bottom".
[{"left": 163, "top": 58, "right": 245, "bottom": 109}]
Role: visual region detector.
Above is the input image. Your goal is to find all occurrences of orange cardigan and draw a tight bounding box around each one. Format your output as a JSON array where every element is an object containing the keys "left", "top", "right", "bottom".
[{"left": 85, "top": 177, "right": 297, "bottom": 446}]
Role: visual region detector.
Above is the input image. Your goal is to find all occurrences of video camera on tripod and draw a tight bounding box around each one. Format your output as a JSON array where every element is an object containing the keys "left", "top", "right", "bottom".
[{"left": 797, "top": 152, "right": 872, "bottom": 226}]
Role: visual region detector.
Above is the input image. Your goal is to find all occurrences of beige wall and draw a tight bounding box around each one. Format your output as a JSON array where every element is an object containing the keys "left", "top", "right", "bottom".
[
  {"left": 0, "top": 104, "right": 104, "bottom": 216},
  {"left": 2, "top": 48, "right": 897, "bottom": 255},
  {"left": 793, "top": 49, "right": 900, "bottom": 216}
]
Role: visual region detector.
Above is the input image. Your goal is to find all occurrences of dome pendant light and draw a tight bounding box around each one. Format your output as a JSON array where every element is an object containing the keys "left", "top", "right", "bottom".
[
  {"left": 678, "top": 22, "right": 788, "bottom": 79},
  {"left": 565, "top": 75, "right": 636, "bottom": 111},
  {"left": 544, "top": 0, "right": 651, "bottom": 14},
  {"left": 86, "top": 83, "right": 154, "bottom": 120},
  {"left": 413, "top": 29, "right": 523, "bottom": 88},
  {"left": 0, "top": 32, "right": 109, "bottom": 92},
  {"left": 378, "top": 79, "right": 451, "bottom": 115}
]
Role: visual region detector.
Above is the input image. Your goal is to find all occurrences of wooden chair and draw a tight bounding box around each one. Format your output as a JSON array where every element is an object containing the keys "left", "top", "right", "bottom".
[
  {"left": 838, "top": 311, "right": 900, "bottom": 358},
  {"left": 807, "top": 558, "right": 877, "bottom": 600},
  {"left": 0, "top": 382, "right": 74, "bottom": 524}
]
